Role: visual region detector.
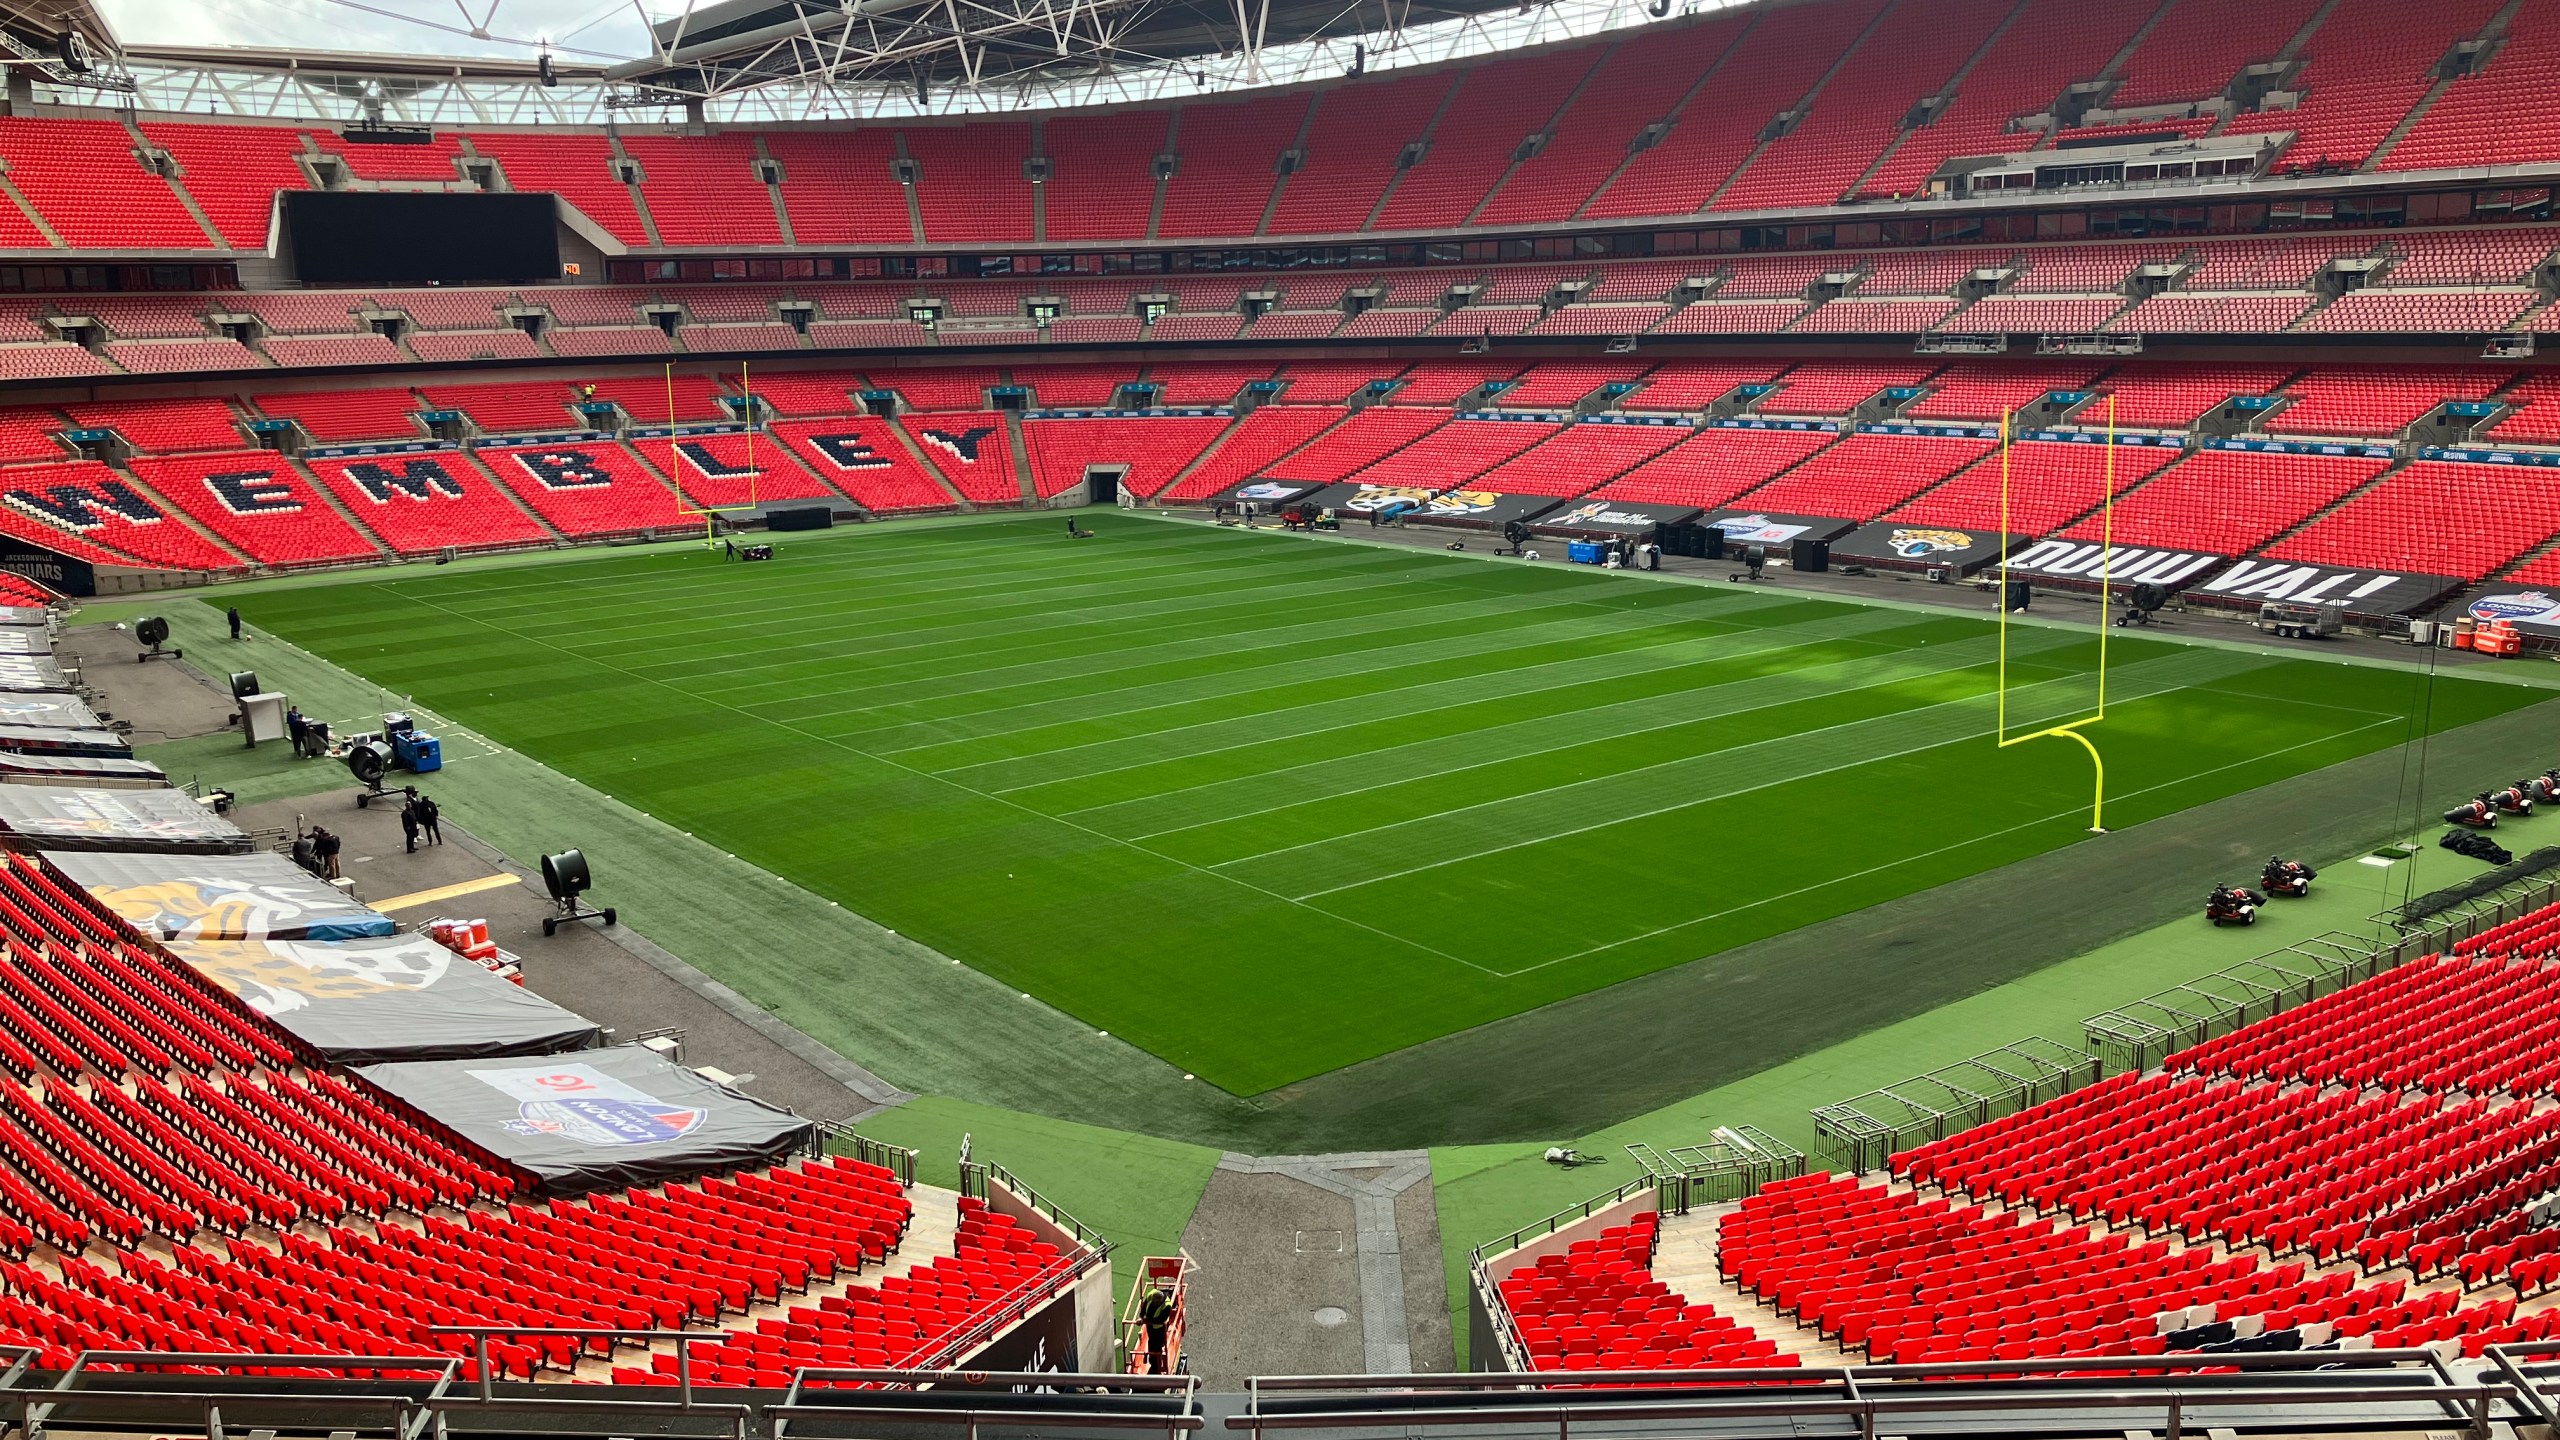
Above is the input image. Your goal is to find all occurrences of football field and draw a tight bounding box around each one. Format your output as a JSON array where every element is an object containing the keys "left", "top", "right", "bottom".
[{"left": 243, "top": 516, "right": 2540, "bottom": 1095}]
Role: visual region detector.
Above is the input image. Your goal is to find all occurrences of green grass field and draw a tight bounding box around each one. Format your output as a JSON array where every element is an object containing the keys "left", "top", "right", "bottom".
[{"left": 239, "top": 516, "right": 2541, "bottom": 1096}]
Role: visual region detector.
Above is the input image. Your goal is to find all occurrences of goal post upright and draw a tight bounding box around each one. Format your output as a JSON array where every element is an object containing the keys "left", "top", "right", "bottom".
[
  {"left": 669, "top": 361, "right": 764, "bottom": 547},
  {"left": 1994, "top": 398, "right": 2117, "bottom": 834}
]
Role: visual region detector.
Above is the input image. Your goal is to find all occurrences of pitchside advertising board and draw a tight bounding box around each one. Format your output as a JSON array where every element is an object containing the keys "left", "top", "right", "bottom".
[
  {"left": 1831, "top": 523, "right": 2022, "bottom": 577},
  {"left": 2467, "top": 589, "right": 2560, "bottom": 638},
  {"left": 1994, "top": 539, "right": 2466, "bottom": 616},
  {"left": 0, "top": 540, "right": 92, "bottom": 596},
  {"left": 1295, "top": 484, "right": 1564, "bottom": 526},
  {"left": 1699, "top": 512, "right": 1860, "bottom": 546},
  {"left": 1216, "top": 480, "right": 1327, "bottom": 507},
  {"left": 1532, "top": 500, "right": 1702, "bottom": 538}
]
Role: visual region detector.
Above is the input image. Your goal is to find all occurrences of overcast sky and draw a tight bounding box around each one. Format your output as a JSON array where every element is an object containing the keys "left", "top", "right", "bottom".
[{"left": 93, "top": 0, "right": 663, "bottom": 60}]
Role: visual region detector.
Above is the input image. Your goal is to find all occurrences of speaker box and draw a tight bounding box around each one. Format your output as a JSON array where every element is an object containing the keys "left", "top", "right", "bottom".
[
  {"left": 1702, "top": 526, "right": 1724, "bottom": 561},
  {"left": 767, "top": 506, "right": 833, "bottom": 532},
  {"left": 1791, "top": 538, "right": 1830, "bottom": 573},
  {"left": 2004, "top": 580, "right": 2032, "bottom": 611}
]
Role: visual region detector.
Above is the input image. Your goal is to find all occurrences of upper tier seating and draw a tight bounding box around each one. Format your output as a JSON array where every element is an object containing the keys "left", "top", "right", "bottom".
[
  {"left": 622, "top": 134, "right": 781, "bottom": 247},
  {"left": 1154, "top": 92, "right": 1304, "bottom": 240},
  {"left": 125, "top": 451, "right": 384, "bottom": 566},
  {"left": 0, "top": 117, "right": 197, "bottom": 248},
  {"left": 1905, "top": 361, "right": 2108, "bottom": 422},
  {"left": 1859, "top": 0, "right": 2163, "bottom": 200},
  {"left": 467, "top": 133, "right": 650, "bottom": 246},
  {"left": 1621, "top": 361, "right": 1790, "bottom": 413},
  {"left": 905, "top": 126, "right": 1034, "bottom": 244},
  {"left": 477, "top": 441, "right": 694, "bottom": 536},
  {"left": 304, "top": 449, "right": 559, "bottom": 555},
  {"left": 1711, "top": 0, "right": 2013, "bottom": 213},
  {"left": 1041, "top": 113, "right": 1166, "bottom": 242},
  {"left": 1375, "top": 51, "right": 1598, "bottom": 231},
  {"left": 1472, "top": 21, "right": 1745, "bottom": 227},
  {"left": 2268, "top": 459, "right": 2560, "bottom": 579},
  {"left": 771, "top": 418, "right": 961, "bottom": 512},
  {"left": 1270, "top": 77, "right": 1456, "bottom": 235},
  {"left": 1588, "top": 0, "right": 1884, "bottom": 219},
  {"left": 1761, "top": 362, "right": 1941, "bottom": 416},
  {"left": 872, "top": 368, "right": 1003, "bottom": 411},
  {"left": 2105, "top": 0, "right": 2328, "bottom": 109},
  {"left": 1495, "top": 362, "right": 1649, "bottom": 410},
  {"left": 2222, "top": 0, "right": 2505, "bottom": 168},
  {"left": 764, "top": 132, "right": 913, "bottom": 245},
  {"left": 1141, "top": 363, "right": 1275, "bottom": 406},
  {"left": 2383, "top": 0, "right": 2560, "bottom": 172},
  {"left": 2058, "top": 451, "right": 2385, "bottom": 554},
  {"left": 310, "top": 128, "right": 465, "bottom": 182},
  {"left": 141, "top": 123, "right": 310, "bottom": 249}
]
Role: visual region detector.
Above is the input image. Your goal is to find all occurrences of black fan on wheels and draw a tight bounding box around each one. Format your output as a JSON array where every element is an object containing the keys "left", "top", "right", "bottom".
[{"left": 1501, "top": 519, "right": 1531, "bottom": 554}]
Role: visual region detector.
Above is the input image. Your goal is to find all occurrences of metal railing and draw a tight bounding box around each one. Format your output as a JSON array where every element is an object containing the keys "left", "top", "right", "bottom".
[
  {"left": 2083, "top": 929, "right": 2380, "bottom": 1071},
  {"left": 810, "top": 1118, "right": 920, "bottom": 1187},
  {"left": 2374, "top": 862, "right": 2560, "bottom": 945},
  {"left": 1810, "top": 1037, "right": 2100, "bottom": 1174},
  {"left": 4, "top": 1349, "right": 458, "bottom": 1440},
  {"left": 1638, "top": 1124, "right": 1808, "bottom": 1214},
  {"left": 959, "top": 1158, "right": 1109, "bottom": 1254},
  {"left": 1229, "top": 1351, "right": 2516, "bottom": 1440},
  {"left": 428, "top": 1326, "right": 726, "bottom": 1408},
  {"left": 771, "top": 1369, "right": 1200, "bottom": 1440}
]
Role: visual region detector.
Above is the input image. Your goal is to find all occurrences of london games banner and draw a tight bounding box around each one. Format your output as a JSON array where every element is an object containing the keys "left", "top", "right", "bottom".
[
  {"left": 1832, "top": 523, "right": 2025, "bottom": 577},
  {"left": 171, "top": 933, "right": 602, "bottom": 1064},
  {"left": 1532, "top": 500, "right": 1704, "bottom": 538},
  {"left": 2187, "top": 558, "right": 2467, "bottom": 618},
  {"left": 2466, "top": 589, "right": 2560, "bottom": 638},
  {"left": 358, "top": 1049, "right": 814, "bottom": 1193}
]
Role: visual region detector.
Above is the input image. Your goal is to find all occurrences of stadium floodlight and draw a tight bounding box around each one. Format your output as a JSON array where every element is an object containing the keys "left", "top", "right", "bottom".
[{"left": 1994, "top": 399, "right": 2115, "bottom": 834}]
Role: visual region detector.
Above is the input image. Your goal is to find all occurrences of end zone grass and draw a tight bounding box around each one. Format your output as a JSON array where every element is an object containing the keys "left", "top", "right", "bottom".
[{"left": 239, "top": 517, "right": 2542, "bottom": 1095}]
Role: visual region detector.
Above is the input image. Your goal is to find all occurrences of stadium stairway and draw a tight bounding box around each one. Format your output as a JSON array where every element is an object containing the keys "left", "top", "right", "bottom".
[
  {"left": 285, "top": 453, "right": 407, "bottom": 556},
  {"left": 1645, "top": 1206, "right": 1858, "bottom": 1364}
]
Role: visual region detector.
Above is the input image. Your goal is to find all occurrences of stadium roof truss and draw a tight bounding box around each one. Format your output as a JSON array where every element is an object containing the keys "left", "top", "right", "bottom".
[{"left": 77, "top": 0, "right": 1712, "bottom": 122}]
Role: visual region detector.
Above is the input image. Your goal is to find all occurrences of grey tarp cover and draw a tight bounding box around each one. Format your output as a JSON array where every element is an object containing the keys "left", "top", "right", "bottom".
[
  {"left": 0, "top": 724, "right": 128, "bottom": 758},
  {"left": 44, "top": 849, "right": 399, "bottom": 942},
  {"left": 0, "top": 631, "right": 54, "bottom": 654},
  {"left": 358, "top": 1048, "right": 815, "bottom": 1194},
  {"left": 0, "top": 608, "right": 46, "bottom": 628},
  {"left": 0, "top": 786, "right": 248, "bottom": 853},
  {"left": 0, "top": 753, "right": 167, "bottom": 784},
  {"left": 0, "top": 654, "right": 70, "bottom": 693},
  {"left": 168, "top": 933, "right": 602, "bottom": 1064},
  {"left": 0, "top": 695, "right": 102, "bottom": 731}
]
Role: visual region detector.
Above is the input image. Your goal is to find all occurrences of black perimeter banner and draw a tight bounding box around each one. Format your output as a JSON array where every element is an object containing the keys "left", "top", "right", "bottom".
[
  {"left": 45, "top": 849, "right": 399, "bottom": 942},
  {"left": 1832, "top": 522, "right": 2024, "bottom": 577},
  {"left": 0, "top": 723, "right": 131, "bottom": 758},
  {"left": 358, "top": 1048, "right": 816, "bottom": 1194},
  {"left": 2185, "top": 558, "right": 2467, "bottom": 617},
  {"left": 0, "top": 786, "right": 248, "bottom": 853},
  {"left": 170, "top": 934, "right": 602, "bottom": 1064},
  {"left": 1218, "top": 480, "right": 1327, "bottom": 506},
  {"left": 1994, "top": 539, "right": 2233, "bottom": 593}
]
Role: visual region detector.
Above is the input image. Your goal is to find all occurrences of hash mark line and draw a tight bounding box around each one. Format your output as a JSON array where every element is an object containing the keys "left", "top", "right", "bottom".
[
  {"left": 1272, "top": 652, "right": 2258, "bottom": 899},
  {"left": 1476, "top": 716, "right": 2404, "bottom": 977},
  {"left": 378, "top": 588, "right": 1508, "bottom": 980}
]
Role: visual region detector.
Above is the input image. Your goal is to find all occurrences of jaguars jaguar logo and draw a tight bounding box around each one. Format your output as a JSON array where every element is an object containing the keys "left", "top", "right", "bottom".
[
  {"left": 91, "top": 875, "right": 362, "bottom": 943},
  {"left": 169, "top": 935, "right": 451, "bottom": 1017},
  {"left": 1887, "top": 528, "right": 1974, "bottom": 559}
]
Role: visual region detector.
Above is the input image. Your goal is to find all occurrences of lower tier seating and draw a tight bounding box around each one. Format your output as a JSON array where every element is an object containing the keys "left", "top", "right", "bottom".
[
  {"left": 125, "top": 452, "right": 386, "bottom": 566},
  {"left": 477, "top": 442, "right": 694, "bottom": 537},
  {"left": 770, "top": 419, "right": 961, "bottom": 512}
]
